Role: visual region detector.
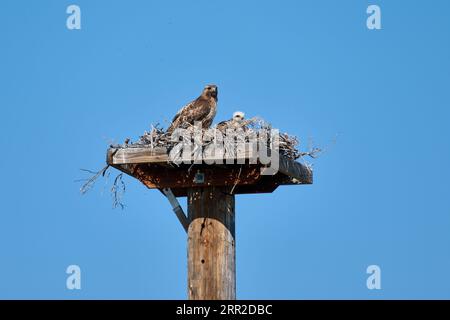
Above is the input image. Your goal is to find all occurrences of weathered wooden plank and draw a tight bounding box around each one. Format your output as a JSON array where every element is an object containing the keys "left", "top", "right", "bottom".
[
  {"left": 107, "top": 145, "right": 258, "bottom": 166},
  {"left": 107, "top": 147, "right": 168, "bottom": 165},
  {"left": 187, "top": 187, "right": 235, "bottom": 300}
]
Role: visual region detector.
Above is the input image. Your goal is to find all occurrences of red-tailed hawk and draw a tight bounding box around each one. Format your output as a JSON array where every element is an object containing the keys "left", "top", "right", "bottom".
[
  {"left": 167, "top": 85, "right": 218, "bottom": 133},
  {"left": 216, "top": 111, "right": 248, "bottom": 132}
]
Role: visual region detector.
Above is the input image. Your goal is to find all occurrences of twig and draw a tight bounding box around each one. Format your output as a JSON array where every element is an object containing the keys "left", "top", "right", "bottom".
[
  {"left": 111, "top": 173, "right": 126, "bottom": 209},
  {"left": 230, "top": 165, "right": 243, "bottom": 195},
  {"left": 79, "top": 165, "right": 110, "bottom": 194}
]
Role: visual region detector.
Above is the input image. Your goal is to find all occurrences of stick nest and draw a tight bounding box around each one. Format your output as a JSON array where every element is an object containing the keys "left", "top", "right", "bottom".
[{"left": 111, "top": 117, "right": 320, "bottom": 161}]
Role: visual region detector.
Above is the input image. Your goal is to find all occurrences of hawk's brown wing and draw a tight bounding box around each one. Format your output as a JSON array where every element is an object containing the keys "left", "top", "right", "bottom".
[{"left": 167, "top": 97, "right": 211, "bottom": 132}]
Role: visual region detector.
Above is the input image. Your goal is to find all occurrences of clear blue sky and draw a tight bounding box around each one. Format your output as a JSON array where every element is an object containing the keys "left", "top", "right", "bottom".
[{"left": 1, "top": 0, "right": 449, "bottom": 299}]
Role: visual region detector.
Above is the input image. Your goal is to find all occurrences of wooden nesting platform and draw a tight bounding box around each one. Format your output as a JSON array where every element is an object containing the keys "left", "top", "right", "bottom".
[{"left": 106, "top": 145, "right": 312, "bottom": 197}]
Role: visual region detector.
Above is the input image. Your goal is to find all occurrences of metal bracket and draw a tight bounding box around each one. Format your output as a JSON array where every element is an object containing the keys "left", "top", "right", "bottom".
[{"left": 161, "top": 188, "right": 190, "bottom": 232}]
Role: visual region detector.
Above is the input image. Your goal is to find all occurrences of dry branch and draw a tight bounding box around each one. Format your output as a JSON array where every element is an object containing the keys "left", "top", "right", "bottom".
[{"left": 79, "top": 165, "right": 126, "bottom": 210}]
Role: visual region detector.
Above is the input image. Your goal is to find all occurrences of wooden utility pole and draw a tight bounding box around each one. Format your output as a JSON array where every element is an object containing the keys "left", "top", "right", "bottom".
[
  {"left": 107, "top": 145, "right": 312, "bottom": 300},
  {"left": 187, "top": 187, "right": 235, "bottom": 300}
]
